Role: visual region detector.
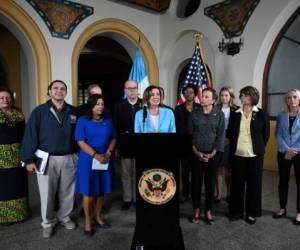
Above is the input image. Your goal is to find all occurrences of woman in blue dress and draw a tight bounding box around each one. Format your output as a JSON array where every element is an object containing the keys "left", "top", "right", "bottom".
[{"left": 75, "top": 94, "right": 116, "bottom": 236}]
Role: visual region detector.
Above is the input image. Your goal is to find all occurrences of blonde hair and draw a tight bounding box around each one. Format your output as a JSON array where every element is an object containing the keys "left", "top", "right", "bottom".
[
  {"left": 218, "top": 86, "right": 236, "bottom": 107},
  {"left": 284, "top": 88, "right": 300, "bottom": 111}
]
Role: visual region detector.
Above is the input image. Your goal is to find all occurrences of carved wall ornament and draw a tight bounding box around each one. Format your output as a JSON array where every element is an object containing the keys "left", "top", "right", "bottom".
[{"left": 25, "top": 0, "right": 93, "bottom": 39}]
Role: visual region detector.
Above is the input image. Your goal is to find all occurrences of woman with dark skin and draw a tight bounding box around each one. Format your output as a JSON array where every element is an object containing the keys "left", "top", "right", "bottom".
[
  {"left": 75, "top": 94, "right": 116, "bottom": 236},
  {"left": 0, "top": 87, "right": 28, "bottom": 224}
]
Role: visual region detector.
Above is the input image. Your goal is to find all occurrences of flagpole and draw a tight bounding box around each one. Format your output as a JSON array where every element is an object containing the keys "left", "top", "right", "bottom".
[
  {"left": 194, "top": 32, "right": 212, "bottom": 88},
  {"left": 137, "top": 35, "right": 141, "bottom": 47}
]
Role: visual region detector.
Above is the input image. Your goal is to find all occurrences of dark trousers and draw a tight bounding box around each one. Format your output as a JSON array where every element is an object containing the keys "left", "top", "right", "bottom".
[
  {"left": 229, "top": 155, "right": 263, "bottom": 217},
  {"left": 191, "top": 156, "right": 218, "bottom": 211},
  {"left": 181, "top": 158, "right": 192, "bottom": 198},
  {"left": 277, "top": 152, "right": 300, "bottom": 212}
]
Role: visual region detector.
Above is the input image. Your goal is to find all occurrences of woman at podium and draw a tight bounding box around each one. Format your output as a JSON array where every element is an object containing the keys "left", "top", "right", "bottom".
[
  {"left": 190, "top": 88, "right": 225, "bottom": 225},
  {"left": 134, "top": 85, "right": 176, "bottom": 133}
]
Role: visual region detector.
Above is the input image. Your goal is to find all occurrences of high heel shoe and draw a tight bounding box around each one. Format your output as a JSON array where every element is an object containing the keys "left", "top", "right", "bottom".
[
  {"left": 205, "top": 212, "right": 214, "bottom": 225},
  {"left": 205, "top": 217, "right": 214, "bottom": 225},
  {"left": 273, "top": 210, "right": 286, "bottom": 219},
  {"left": 83, "top": 228, "right": 95, "bottom": 237},
  {"left": 214, "top": 197, "right": 221, "bottom": 204},
  {"left": 189, "top": 215, "right": 200, "bottom": 224},
  {"left": 94, "top": 218, "right": 111, "bottom": 229},
  {"left": 293, "top": 218, "right": 300, "bottom": 225}
]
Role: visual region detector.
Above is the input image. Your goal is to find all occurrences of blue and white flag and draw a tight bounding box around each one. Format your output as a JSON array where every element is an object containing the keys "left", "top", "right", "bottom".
[{"left": 129, "top": 48, "right": 149, "bottom": 98}]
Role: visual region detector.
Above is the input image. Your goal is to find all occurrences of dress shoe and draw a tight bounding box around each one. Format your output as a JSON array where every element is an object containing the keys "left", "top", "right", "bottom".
[
  {"left": 205, "top": 211, "right": 214, "bottom": 225},
  {"left": 189, "top": 215, "right": 200, "bottom": 224},
  {"left": 228, "top": 214, "right": 243, "bottom": 221},
  {"left": 61, "top": 219, "right": 76, "bottom": 230},
  {"left": 205, "top": 217, "right": 214, "bottom": 225},
  {"left": 42, "top": 227, "right": 54, "bottom": 238},
  {"left": 214, "top": 197, "right": 221, "bottom": 204},
  {"left": 84, "top": 228, "right": 95, "bottom": 237},
  {"left": 121, "top": 201, "right": 131, "bottom": 210},
  {"left": 293, "top": 219, "right": 300, "bottom": 225},
  {"left": 94, "top": 219, "right": 111, "bottom": 229},
  {"left": 272, "top": 211, "right": 286, "bottom": 219},
  {"left": 245, "top": 216, "right": 256, "bottom": 225}
]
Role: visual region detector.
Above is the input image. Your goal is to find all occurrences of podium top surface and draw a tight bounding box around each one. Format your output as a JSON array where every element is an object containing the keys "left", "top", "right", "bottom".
[{"left": 118, "top": 133, "right": 192, "bottom": 158}]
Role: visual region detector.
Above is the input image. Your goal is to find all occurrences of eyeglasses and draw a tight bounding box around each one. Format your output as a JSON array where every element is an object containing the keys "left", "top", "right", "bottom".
[{"left": 125, "top": 87, "right": 138, "bottom": 91}]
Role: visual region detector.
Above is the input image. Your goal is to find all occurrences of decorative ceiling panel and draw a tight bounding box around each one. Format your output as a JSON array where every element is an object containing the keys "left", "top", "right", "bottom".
[
  {"left": 25, "top": 0, "right": 93, "bottom": 39},
  {"left": 204, "top": 0, "right": 260, "bottom": 38},
  {"left": 109, "top": 0, "right": 171, "bottom": 13}
]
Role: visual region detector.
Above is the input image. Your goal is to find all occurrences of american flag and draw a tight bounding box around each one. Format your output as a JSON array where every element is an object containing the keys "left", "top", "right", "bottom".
[{"left": 177, "top": 39, "right": 211, "bottom": 105}]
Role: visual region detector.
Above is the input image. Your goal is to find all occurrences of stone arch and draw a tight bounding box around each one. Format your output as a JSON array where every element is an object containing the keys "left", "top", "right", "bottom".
[
  {"left": 0, "top": 1, "right": 51, "bottom": 104},
  {"left": 72, "top": 18, "right": 159, "bottom": 104}
]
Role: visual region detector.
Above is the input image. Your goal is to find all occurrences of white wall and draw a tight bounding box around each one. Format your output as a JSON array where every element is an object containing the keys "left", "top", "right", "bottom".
[
  {"left": 159, "top": 0, "right": 298, "bottom": 107},
  {"left": 15, "top": 0, "right": 161, "bottom": 104},
  {"left": 13, "top": 0, "right": 300, "bottom": 109}
]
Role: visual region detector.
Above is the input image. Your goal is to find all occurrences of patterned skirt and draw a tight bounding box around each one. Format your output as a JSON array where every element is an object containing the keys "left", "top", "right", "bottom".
[{"left": 0, "top": 167, "right": 29, "bottom": 224}]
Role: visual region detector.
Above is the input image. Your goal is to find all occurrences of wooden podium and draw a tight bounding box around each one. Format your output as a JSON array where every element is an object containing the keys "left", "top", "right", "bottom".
[{"left": 119, "top": 133, "right": 191, "bottom": 250}]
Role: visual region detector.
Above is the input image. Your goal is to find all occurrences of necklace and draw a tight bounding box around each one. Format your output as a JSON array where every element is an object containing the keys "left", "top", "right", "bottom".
[{"left": 93, "top": 116, "right": 103, "bottom": 122}]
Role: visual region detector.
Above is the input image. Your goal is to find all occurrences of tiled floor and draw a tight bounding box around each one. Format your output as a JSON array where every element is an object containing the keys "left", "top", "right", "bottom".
[{"left": 1, "top": 170, "right": 300, "bottom": 250}]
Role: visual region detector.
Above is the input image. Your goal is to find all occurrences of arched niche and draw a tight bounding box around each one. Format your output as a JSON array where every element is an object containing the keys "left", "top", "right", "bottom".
[
  {"left": 0, "top": 1, "right": 51, "bottom": 105},
  {"left": 72, "top": 18, "right": 159, "bottom": 105}
]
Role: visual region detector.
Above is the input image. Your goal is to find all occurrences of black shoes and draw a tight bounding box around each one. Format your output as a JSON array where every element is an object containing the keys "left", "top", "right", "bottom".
[
  {"left": 273, "top": 210, "right": 286, "bottom": 219},
  {"left": 205, "top": 217, "right": 214, "bottom": 225},
  {"left": 93, "top": 218, "right": 111, "bottom": 229},
  {"left": 293, "top": 219, "right": 300, "bottom": 225},
  {"left": 189, "top": 216, "right": 200, "bottom": 224},
  {"left": 121, "top": 201, "right": 131, "bottom": 210},
  {"left": 95, "top": 220, "right": 111, "bottom": 229},
  {"left": 84, "top": 228, "right": 95, "bottom": 237},
  {"left": 245, "top": 216, "right": 256, "bottom": 225},
  {"left": 214, "top": 197, "right": 221, "bottom": 204},
  {"left": 229, "top": 214, "right": 243, "bottom": 221}
]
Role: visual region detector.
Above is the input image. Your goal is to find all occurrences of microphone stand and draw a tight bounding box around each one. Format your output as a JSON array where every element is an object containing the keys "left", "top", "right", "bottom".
[{"left": 142, "top": 106, "right": 147, "bottom": 133}]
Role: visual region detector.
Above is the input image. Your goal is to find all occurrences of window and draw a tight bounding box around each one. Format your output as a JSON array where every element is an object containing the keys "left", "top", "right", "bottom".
[
  {"left": 177, "top": 0, "right": 200, "bottom": 18},
  {"left": 264, "top": 8, "right": 300, "bottom": 118}
]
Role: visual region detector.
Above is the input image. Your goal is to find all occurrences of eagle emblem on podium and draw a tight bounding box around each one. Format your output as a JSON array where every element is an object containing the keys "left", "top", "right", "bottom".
[{"left": 138, "top": 168, "right": 176, "bottom": 205}]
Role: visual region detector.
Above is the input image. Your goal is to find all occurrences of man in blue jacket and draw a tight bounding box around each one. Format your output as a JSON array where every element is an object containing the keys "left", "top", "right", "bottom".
[{"left": 20, "top": 80, "right": 78, "bottom": 238}]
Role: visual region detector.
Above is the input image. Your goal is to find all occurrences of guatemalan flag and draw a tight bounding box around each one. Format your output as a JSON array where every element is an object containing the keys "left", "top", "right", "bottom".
[
  {"left": 129, "top": 48, "right": 149, "bottom": 98},
  {"left": 177, "top": 39, "right": 211, "bottom": 105}
]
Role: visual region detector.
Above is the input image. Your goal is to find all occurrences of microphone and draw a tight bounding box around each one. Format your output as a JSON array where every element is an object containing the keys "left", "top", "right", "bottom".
[{"left": 143, "top": 105, "right": 147, "bottom": 123}]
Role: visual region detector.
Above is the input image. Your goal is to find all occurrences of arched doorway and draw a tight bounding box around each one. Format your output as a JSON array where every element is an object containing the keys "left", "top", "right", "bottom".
[
  {"left": 0, "top": 24, "right": 22, "bottom": 108},
  {"left": 72, "top": 18, "right": 159, "bottom": 105},
  {"left": 0, "top": 54, "right": 7, "bottom": 87},
  {"left": 78, "top": 34, "right": 133, "bottom": 112},
  {"left": 0, "top": 1, "right": 51, "bottom": 111}
]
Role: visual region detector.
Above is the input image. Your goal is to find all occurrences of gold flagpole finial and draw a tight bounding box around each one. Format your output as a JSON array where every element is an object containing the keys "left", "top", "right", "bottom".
[
  {"left": 194, "top": 32, "right": 203, "bottom": 39},
  {"left": 194, "top": 32, "right": 203, "bottom": 45}
]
